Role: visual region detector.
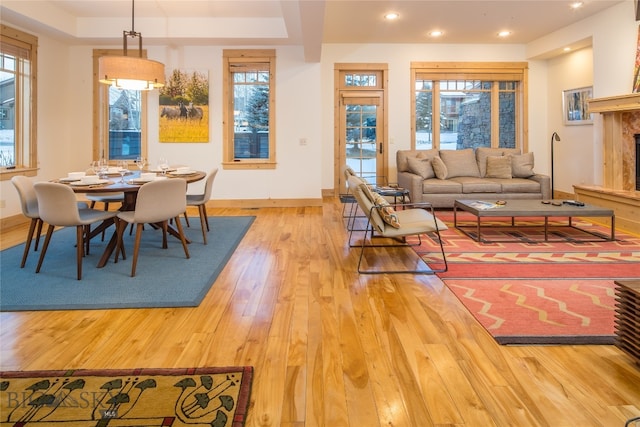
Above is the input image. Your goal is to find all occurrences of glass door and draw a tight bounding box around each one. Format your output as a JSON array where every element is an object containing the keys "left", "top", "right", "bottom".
[{"left": 339, "top": 91, "right": 385, "bottom": 193}]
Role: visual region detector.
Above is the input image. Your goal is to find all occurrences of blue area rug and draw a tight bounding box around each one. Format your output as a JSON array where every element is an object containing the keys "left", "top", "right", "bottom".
[{"left": 0, "top": 216, "right": 255, "bottom": 311}]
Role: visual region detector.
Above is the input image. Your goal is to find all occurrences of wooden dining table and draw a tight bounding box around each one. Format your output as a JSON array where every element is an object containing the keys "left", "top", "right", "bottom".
[{"left": 57, "top": 169, "right": 206, "bottom": 268}]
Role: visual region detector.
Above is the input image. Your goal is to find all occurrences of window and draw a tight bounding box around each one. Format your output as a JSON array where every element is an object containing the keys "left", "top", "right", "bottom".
[
  {"left": 412, "top": 62, "right": 528, "bottom": 151},
  {"left": 222, "top": 49, "right": 276, "bottom": 169},
  {"left": 0, "top": 24, "right": 37, "bottom": 179},
  {"left": 93, "top": 49, "right": 148, "bottom": 163}
]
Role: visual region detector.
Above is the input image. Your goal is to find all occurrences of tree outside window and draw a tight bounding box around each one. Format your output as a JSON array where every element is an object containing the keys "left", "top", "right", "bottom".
[{"left": 222, "top": 49, "right": 276, "bottom": 169}]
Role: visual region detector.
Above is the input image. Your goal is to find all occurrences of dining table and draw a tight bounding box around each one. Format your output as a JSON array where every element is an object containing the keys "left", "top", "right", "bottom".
[{"left": 55, "top": 169, "right": 206, "bottom": 268}]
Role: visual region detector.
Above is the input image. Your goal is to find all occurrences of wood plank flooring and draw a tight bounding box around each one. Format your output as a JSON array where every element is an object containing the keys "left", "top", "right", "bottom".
[{"left": 1, "top": 198, "right": 639, "bottom": 426}]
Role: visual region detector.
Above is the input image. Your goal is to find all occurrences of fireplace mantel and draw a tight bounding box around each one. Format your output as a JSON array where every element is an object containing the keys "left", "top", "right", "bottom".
[
  {"left": 588, "top": 93, "right": 640, "bottom": 113},
  {"left": 577, "top": 93, "right": 640, "bottom": 235}
]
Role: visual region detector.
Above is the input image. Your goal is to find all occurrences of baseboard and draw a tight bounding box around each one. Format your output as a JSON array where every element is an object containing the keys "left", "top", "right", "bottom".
[{"left": 206, "top": 198, "right": 323, "bottom": 208}]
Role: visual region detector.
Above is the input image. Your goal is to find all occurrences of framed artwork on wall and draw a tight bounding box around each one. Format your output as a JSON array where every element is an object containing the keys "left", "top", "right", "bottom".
[
  {"left": 562, "top": 86, "right": 593, "bottom": 125},
  {"left": 159, "top": 68, "right": 210, "bottom": 143}
]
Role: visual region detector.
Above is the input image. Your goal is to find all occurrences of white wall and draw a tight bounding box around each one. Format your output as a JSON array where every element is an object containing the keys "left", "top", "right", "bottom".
[
  {"left": 529, "top": 0, "right": 636, "bottom": 192},
  {"left": 0, "top": 0, "right": 636, "bottom": 219},
  {"left": 546, "top": 47, "right": 595, "bottom": 194}
]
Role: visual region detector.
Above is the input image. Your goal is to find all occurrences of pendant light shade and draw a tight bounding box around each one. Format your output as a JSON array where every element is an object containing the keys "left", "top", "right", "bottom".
[
  {"left": 99, "top": 54, "right": 165, "bottom": 90},
  {"left": 98, "top": 0, "right": 165, "bottom": 91}
]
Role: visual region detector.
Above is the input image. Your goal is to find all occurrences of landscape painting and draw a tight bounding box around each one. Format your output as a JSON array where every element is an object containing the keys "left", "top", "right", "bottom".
[{"left": 159, "top": 69, "right": 209, "bottom": 143}]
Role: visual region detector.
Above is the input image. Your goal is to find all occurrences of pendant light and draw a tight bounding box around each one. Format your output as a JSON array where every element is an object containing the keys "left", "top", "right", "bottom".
[{"left": 98, "top": 0, "right": 165, "bottom": 90}]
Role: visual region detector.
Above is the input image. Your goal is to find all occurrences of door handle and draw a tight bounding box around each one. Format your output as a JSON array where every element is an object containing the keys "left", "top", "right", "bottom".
[{"left": 379, "top": 143, "right": 383, "bottom": 154}]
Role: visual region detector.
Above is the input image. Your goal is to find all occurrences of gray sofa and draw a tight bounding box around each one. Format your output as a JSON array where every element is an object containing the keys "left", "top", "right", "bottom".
[{"left": 396, "top": 147, "right": 551, "bottom": 208}]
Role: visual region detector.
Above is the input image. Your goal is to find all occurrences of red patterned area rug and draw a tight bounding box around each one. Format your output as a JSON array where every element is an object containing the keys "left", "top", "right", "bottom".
[
  {"left": 0, "top": 367, "right": 253, "bottom": 426},
  {"left": 414, "top": 212, "right": 640, "bottom": 345}
]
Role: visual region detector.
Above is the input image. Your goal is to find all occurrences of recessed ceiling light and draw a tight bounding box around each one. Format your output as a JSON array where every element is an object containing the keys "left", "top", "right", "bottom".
[
  {"left": 570, "top": 1, "right": 584, "bottom": 9},
  {"left": 563, "top": 47, "right": 572, "bottom": 52},
  {"left": 429, "top": 30, "right": 444, "bottom": 37},
  {"left": 384, "top": 12, "right": 399, "bottom": 20},
  {"left": 497, "top": 30, "right": 511, "bottom": 37}
]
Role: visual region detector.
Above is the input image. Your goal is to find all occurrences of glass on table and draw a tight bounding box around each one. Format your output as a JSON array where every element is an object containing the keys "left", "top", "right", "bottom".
[
  {"left": 134, "top": 156, "right": 147, "bottom": 171},
  {"left": 117, "top": 160, "right": 128, "bottom": 183},
  {"left": 158, "top": 157, "right": 169, "bottom": 175}
]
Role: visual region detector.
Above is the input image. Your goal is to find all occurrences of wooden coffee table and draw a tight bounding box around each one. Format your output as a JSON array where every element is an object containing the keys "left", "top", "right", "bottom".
[{"left": 453, "top": 199, "right": 615, "bottom": 243}]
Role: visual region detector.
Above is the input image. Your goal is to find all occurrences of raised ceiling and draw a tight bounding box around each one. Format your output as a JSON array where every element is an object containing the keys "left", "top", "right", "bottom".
[{"left": 0, "top": 0, "right": 625, "bottom": 61}]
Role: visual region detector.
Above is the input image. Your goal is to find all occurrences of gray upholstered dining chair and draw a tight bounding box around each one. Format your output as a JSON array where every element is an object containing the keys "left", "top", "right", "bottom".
[
  {"left": 33, "top": 182, "right": 118, "bottom": 280},
  {"left": 86, "top": 192, "right": 125, "bottom": 240},
  {"left": 11, "top": 176, "right": 45, "bottom": 268},
  {"left": 183, "top": 168, "right": 218, "bottom": 244},
  {"left": 115, "top": 178, "right": 190, "bottom": 277},
  {"left": 12, "top": 176, "right": 90, "bottom": 268}
]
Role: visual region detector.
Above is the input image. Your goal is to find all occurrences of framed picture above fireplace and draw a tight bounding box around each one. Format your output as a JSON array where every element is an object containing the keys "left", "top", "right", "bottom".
[{"left": 562, "top": 86, "right": 593, "bottom": 125}]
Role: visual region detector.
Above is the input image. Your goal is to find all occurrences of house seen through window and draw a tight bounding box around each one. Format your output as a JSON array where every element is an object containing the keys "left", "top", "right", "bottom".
[{"left": 412, "top": 62, "right": 527, "bottom": 151}]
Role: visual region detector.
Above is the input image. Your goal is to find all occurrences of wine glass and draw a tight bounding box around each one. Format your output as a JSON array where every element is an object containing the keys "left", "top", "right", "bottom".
[
  {"left": 158, "top": 157, "right": 169, "bottom": 176},
  {"left": 117, "top": 160, "right": 128, "bottom": 183},
  {"left": 89, "top": 160, "right": 99, "bottom": 176},
  {"left": 98, "top": 158, "right": 109, "bottom": 179},
  {"left": 135, "top": 156, "right": 146, "bottom": 172}
]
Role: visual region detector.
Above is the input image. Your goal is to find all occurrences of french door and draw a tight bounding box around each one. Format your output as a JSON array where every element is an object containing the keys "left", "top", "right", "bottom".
[{"left": 338, "top": 91, "right": 385, "bottom": 193}]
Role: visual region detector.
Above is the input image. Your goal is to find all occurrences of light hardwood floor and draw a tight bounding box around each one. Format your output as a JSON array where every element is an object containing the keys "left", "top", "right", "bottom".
[{"left": 1, "top": 198, "right": 639, "bottom": 426}]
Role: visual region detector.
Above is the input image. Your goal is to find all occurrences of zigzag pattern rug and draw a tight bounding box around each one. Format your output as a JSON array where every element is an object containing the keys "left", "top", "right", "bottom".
[{"left": 415, "top": 214, "right": 640, "bottom": 344}]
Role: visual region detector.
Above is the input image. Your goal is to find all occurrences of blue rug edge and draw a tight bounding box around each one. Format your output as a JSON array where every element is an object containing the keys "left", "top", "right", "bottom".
[{"left": 0, "top": 216, "right": 256, "bottom": 312}]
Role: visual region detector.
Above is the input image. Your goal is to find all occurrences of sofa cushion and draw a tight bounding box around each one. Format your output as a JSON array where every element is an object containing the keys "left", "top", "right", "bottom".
[
  {"left": 431, "top": 156, "right": 449, "bottom": 179},
  {"left": 475, "top": 147, "right": 505, "bottom": 177},
  {"left": 510, "top": 152, "right": 535, "bottom": 177},
  {"left": 407, "top": 157, "right": 435, "bottom": 179},
  {"left": 496, "top": 178, "right": 541, "bottom": 193},
  {"left": 396, "top": 149, "right": 439, "bottom": 173},
  {"left": 451, "top": 177, "right": 502, "bottom": 193},
  {"left": 422, "top": 178, "right": 462, "bottom": 194},
  {"left": 486, "top": 155, "right": 512, "bottom": 179},
  {"left": 439, "top": 149, "right": 480, "bottom": 178}
]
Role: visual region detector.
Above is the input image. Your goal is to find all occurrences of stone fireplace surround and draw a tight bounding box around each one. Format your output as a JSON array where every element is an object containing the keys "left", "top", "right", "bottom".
[{"left": 574, "top": 93, "right": 640, "bottom": 235}]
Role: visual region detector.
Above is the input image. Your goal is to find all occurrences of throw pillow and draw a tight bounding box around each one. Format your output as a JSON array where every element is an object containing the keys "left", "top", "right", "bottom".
[
  {"left": 485, "top": 155, "right": 513, "bottom": 179},
  {"left": 407, "top": 157, "right": 435, "bottom": 179},
  {"left": 439, "top": 149, "right": 481, "bottom": 178},
  {"left": 510, "top": 152, "right": 535, "bottom": 178},
  {"left": 359, "top": 182, "right": 377, "bottom": 203},
  {"left": 431, "top": 156, "right": 448, "bottom": 179},
  {"left": 373, "top": 193, "right": 400, "bottom": 228},
  {"left": 475, "top": 147, "right": 506, "bottom": 177}
]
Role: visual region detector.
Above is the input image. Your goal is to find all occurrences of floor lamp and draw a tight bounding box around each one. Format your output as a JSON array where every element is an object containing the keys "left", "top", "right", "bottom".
[{"left": 550, "top": 132, "right": 561, "bottom": 198}]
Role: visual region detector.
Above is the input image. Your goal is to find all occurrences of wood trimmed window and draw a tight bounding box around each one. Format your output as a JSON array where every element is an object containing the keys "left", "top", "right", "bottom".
[
  {"left": 222, "top": 49, "right": 276, "bottom": 170},
  {"left": 92, "top": 49, "right": 149, "bottom": 164},
  {"left": 411, "top": 62, "right": 528, "bottom": 152},
  {"left": 0, "top": 25, "right": 37, "bottom": 180}
]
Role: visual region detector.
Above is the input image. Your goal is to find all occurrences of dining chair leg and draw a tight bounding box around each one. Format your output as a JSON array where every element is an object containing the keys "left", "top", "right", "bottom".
[
  {"left": 35, "top": 224, "right": 55, "bottom": 274},
  {"left": 114, "top": 220, "right": 123, "bottom": 263},
  {"left": 20, "top": 218, "right": 38, "bottom": 268},
  {"left": 174, "top": 216, "right": 191, "bottom": 259},
  {"left": 34, "top": 218, "right": 43, "bottom": 251},
  {"left": 131, "top": 223, "right": 144, "bottom": 277},
  {"left": 83, "top": 225, "right": 91, "bottom": 256},
  {"left": 198, "top": 205, "right": 208, "bottom": 244},
  {"left": 76, "top": 225, "right": 84, "bottom": 280},
  {"left": 202, "top": 205, "right": 210, "bottom": 231},
  {"left": 183, "top": 212, "right": 191, "bottom": 228}
]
